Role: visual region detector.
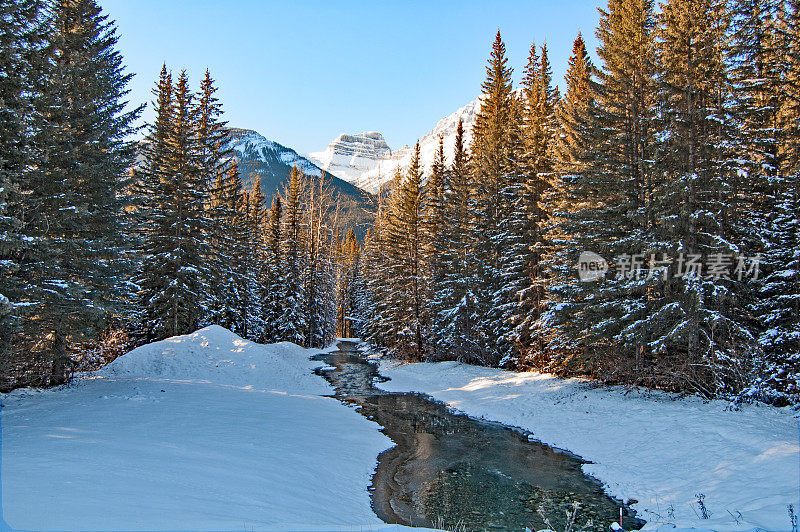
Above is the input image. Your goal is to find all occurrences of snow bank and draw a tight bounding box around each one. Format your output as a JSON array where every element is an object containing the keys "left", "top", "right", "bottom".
[
  {"left": 99, "top": 325, "right": 329, "bottom": 394},
  {"left": 377, "top": 360, "right": 799, "bottom": 532},
  {"left": 1, "top": 327, "right": 399, "bottom": 531}
]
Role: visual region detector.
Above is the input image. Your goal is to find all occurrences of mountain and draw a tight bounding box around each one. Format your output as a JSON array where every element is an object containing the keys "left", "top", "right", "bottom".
[
  {"left": 226, "top": 128, "right": 374, "bottom": 235},
  {"left": 307, "top": 132, "right": 398, "bottom": 189},
  {"left": 308, "top": 98, "right": 480, "bottom": 193}
]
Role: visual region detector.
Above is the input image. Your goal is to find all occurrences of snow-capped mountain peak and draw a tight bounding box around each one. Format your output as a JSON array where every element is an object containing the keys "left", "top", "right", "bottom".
[{"left": 308, "top": 97, "right": 480, "bottom": 194}]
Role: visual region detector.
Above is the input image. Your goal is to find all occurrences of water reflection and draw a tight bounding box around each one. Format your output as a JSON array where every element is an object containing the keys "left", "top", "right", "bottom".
[{"left": 313, "top": 343, "right": 645, "bottom": 532}]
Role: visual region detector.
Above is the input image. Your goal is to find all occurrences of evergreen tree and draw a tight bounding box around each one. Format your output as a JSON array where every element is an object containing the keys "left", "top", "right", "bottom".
[
  {"left": 206, "top": 156, "right": 241, "bottom": 330},
  {"left": 195, "top": 69, "right": 233, "bottom": 321},
  {"left": 135, "top": 70, "right": 204, "bottom": 341},
  {"left": 303, "top": 173, "right": 337, "bottom": 348},
  {"left": 133, "top": 65, "right": 173, "bottom": 342},
  {"left": 503, "top": 41, "right": 558, "bottom": 367},
  {"left": 470, "top": 30, "right": 518, "bottom": 365},
  {"left": 23, "top": 0, "right": 141, "bottom": 384},
  {"left": 0, "top": 0, "right": 46, "bottom": 387},
  {"left": 423, "top": 136, "right": 447, "bottom": 357},
  {"left": 360, "top": 195, "right": 394, "bottom": 349},
  {"left": 555, "top": 33, "right": 595, "bottom": 175},
  {"left": 431, "top": 120, "right": 483, "bottom": 363},
  {"left": 261, "top": 196, "right": 285, "bottom": 342},
  {"left": 163, "top": 71, "right": 205, "bottom": 336},
  {"left": 544, "top": 33, "right": 600, "bottom": 370},
  {"left": 646, "top": 0, "right": 753, "bottom": 395},
  {"left": 383, "top": 143, "right": 428, "bottom": 359},
  {"left": 336, "top": 228, "right": 361, "bottom": 338},
  {"left": 752, "top": 0, "right": 800, "bottom": 403},
  {"left": 548, "top": 0, "right": 659, "bottom": 379},
  {"left": 227, "top": 184, "right": 264, "bottom": 340},
  {"left": 278, "top": 167, "right": 308, "bottom": 345}
]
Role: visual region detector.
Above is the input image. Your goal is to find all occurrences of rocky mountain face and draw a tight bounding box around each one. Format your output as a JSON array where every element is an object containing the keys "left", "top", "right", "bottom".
[
  {"left": 308, "top": 131, "right": 402, "bottom": 191},
  {"left": 308, "top": 98, "right": 480, "bottom": 194},
  {"left": 226, "top": 128, "right": 374, "bottom": 235},
  {"left": 136, "top": 129, "right": 374, "bottom": 237}
]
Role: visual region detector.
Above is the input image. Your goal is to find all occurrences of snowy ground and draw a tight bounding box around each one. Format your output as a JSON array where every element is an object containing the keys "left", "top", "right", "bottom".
[
  {"left": 377, "top": 360, "right": 799, "bottom": 532},
  {"left": 1, "top": 326, "right": 422, "bottom": 531}
]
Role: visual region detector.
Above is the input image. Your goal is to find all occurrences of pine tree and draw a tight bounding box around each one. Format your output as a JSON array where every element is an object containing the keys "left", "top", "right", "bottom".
[
  {"left": 22, "top": 0, "right": 141, "bottom": 384},
  {"left": 261, "top": 195, "right": 285, "bottom": 342},
  {"left": 502, "top": 41, "right": 558, "bottom": 367},
  {"left": 548, "top": 0, "right": 659, "bottom": 379},
  {"left": 0, "top": 0, "right": 46, "bottom": 387},
  {"left": 645, "top": 0, "right": 754, "bottom": 395},
  {"left": 431, "top": 120, "right": 483, "bottom": 363},
  {"left": 195, "top": 69, "right": 233, "bottom": 322},
  {"left": 135, "top": 70, "right": 204, "bottom": 341},
  {"left": 383, "top": 143, "right": 428, "bottom": 359},
  {"left": 278, "top": 166, "right": 308, "bottom": 345},
  {"left": 470, "top": 30, "right": 518, "bottom": 365}
]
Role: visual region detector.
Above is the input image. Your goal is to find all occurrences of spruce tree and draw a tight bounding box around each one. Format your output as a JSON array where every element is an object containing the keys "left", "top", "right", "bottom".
[
  {"left": 195, "top": 69, "right": 233, "bottom": 321},
  {"left": 302, "top": 174, "right": 337, "bottom": 348},
  {"left": 360, "top": 196, "right": 394, "bottom": 349},
  {"left": 646, "top": 0, "right": 753, "bottom": 395},
  {"left": 548, "top": 0, "right": 658, "bottom": 379},
  {"left": 502, "top": 41, "right": 558, "bottom": 367},
  {"left": 383, "top": 143, "right": 428, "bottom": 359},
  {"left": 261, "top": 196, "right": 285, "bottom": 342},
  {"left": 554, "top": 33, "right": 595, "bottom": 175},
  {"left": 133, "top": 65, "right": 173, "bottom": 342},
  {"left": 0, "top": 0, "right": 46, "bottom": 387},
  {"left": 544, "top": 33, "right": 600, "bottom": 369},
  {"left": 135, "top": 70, "right": 204, "bottom": 341},
  {"left": 431, "top": 120, "right": 483, "bottom": 363},
  {"left": 278, "top": 167, "right": 308, "bottom": 345},
  {"left": 23, "top": 0, "right": 141, "bottom": 383},
  {"left": 163, "top": 71, "right": 205, "bottom": 336},
  {"left": 752, "top": 0, "right": 800, "bottom": 403},
  {"left": 423, "top": 135, "right": 447, "bottom": 357},
  {"left": 470, "top": 30, "right": 518, "bottom": 365},
  {"left": 336, "top": 228, "right": 361, "bottom": 338}
]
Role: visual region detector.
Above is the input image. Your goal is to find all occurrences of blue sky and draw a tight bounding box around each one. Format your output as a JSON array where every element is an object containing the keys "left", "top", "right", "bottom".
[{"left": 100, "top": 0, "right": 604, "bottom": 155}]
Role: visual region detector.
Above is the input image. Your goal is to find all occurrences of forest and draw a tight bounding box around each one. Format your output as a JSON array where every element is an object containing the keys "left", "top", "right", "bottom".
[{"left": 1, "top": 0, "right": 798, "bottom": 408}]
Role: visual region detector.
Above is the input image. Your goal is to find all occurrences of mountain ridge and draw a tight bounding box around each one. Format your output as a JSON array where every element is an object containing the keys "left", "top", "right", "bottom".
[
  {"left": 226, "top": 128, "right": 374, "bottom": 236},
  {"left": 308, "top": 97, "right": 480, "bottom": 193}
]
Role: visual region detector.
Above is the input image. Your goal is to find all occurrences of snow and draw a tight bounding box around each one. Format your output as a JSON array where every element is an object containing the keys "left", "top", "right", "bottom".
[
  {"left": 0, "top": 326, "right": 425, "bottom": 531},
  {"left": 227, "top": 129, "right": 323, "bottom": 178},
  {"left": 376, "top": 359, "right": 800, "bottom": 531},
  {"left": 308, "top": 98, "right": 480, "bottom": 194}
]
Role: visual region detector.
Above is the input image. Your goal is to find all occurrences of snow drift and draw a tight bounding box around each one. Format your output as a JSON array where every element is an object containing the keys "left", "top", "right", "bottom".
[{"left": 1, "top": 326, "right": 400, "bottom": 531}]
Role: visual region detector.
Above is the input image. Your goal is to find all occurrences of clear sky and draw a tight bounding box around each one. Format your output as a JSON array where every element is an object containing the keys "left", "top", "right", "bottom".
[{"left": 99, "top": 0, "right": 605, "bottom": 155}]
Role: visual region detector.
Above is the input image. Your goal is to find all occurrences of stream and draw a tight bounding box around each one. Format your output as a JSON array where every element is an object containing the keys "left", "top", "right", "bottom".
[{"left": 313, "top": 341, "right": 645, "bottom": 532}]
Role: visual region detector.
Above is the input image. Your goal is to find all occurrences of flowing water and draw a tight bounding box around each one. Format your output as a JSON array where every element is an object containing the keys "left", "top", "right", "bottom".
[{"left": 313, "top": 341, "right": 645, "bottom": 532}]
